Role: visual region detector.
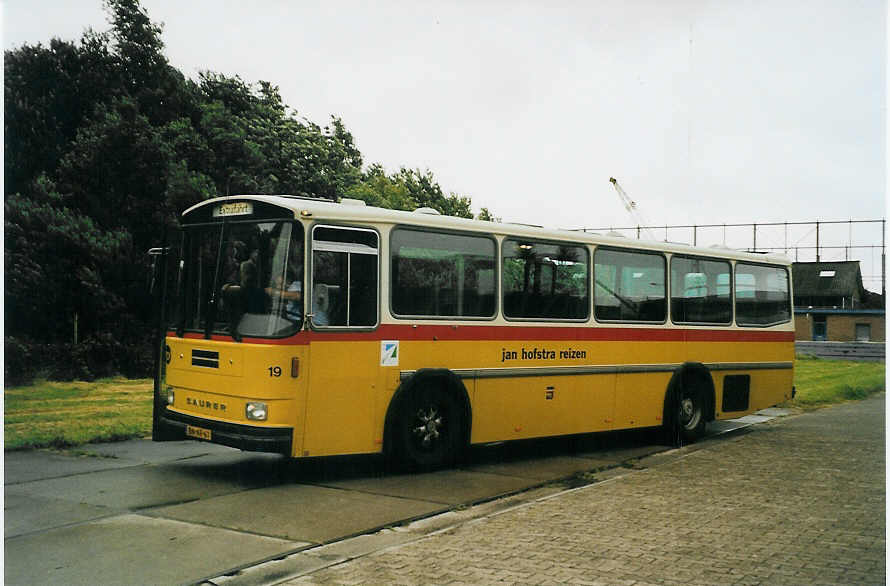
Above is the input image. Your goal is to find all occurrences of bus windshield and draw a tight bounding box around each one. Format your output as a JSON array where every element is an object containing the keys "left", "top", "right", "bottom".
[{"left": 176, "top": 220, "right": 304, "bottom": 339}]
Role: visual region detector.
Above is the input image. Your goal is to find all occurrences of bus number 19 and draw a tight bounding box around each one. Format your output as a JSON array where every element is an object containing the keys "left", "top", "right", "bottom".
[{"left": 268, "top": 366, "right": 282, "bottom": 377}]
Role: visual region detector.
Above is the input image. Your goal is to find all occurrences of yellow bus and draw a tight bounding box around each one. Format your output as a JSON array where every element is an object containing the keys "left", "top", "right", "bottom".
[{"left": 152, "top": 195, "right": 795, "bottom": 469}]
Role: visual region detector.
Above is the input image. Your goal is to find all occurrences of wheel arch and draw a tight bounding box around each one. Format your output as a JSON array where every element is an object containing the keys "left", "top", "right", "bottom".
[
  {"left": 383, "top": 368, "right": 472, "bottom": 460},
  {"left": 662, "top": 362, "right": 717, "bottom": 433}
]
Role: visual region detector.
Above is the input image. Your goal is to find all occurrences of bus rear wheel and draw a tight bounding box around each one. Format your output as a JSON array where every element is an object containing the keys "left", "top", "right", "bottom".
[
  {"left": 679, "top": 386, "right": 706, "bottom": 441},
  {"left": 397, "top": 386, "right": 463, "bottom": 471}
]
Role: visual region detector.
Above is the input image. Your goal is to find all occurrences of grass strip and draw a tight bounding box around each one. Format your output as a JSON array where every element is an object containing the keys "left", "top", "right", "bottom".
[
  {"left": 792, "top": 356, "right": 885, "bottom": 408},
  {"left": 4, "top": 378, "right": 152, "bottom": 450}
]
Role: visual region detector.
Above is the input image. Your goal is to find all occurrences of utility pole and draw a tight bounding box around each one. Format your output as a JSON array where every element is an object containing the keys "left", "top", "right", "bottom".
[{"left": 816, "top": 221, "right": 821, "bottom": 262}]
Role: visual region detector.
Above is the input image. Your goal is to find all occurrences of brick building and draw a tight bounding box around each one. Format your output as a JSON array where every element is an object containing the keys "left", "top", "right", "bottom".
[{"left": 792, "top": 261, "right": 885, "bottom": 342}]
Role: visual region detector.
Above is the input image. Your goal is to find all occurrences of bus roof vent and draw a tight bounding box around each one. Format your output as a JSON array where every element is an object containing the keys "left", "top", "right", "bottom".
[
  {"left": 414, "top": 207, "right": 441, "bottom": 215},
  {"left": 340, "top": 198, "right": 366, "bottom": 206}
]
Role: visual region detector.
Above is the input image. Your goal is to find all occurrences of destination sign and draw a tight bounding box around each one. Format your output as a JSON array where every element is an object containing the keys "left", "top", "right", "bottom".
[{"left": 213, "top": 202, "right": 253, "bottom": 217}]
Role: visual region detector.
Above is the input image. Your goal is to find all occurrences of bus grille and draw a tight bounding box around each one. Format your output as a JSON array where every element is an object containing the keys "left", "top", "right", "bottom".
[{"left": 192, "top": 349, "right": 220, "bottom": 368}]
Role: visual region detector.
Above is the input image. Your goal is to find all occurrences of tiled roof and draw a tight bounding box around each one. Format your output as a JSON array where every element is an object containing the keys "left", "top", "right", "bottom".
[{"left": 792, "top": 261, "right": 863, "bottom": 297}]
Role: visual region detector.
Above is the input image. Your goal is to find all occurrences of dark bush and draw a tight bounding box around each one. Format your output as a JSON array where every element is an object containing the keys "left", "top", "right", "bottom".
[
  {"left": 5, "top": 334, "right": 156, "bottom": 385},
  {"left": 5, "top": 336, "right": 39, "bottom": 386},
  {"left": 117, "top": 340, "right": 156, "bottom": 378},
  {"left": 81, "top": 334, "right": 122, "bottom": 379},
  {"left": 47, "top": 343, "right": 93, "bottom": 381}
]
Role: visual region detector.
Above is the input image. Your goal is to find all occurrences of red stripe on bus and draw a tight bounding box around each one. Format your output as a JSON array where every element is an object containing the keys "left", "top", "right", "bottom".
[{"left": 170, "top": 325, "right": 794, "bottom": 345}]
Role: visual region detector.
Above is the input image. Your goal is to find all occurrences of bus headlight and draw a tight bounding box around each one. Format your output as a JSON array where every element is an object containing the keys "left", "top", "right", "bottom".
[
  {"left": 246, "top": 402, "right": 268, "bottom": 421},
  {"left": 164, "top": 387, "right": 174, "bottom": 405}
]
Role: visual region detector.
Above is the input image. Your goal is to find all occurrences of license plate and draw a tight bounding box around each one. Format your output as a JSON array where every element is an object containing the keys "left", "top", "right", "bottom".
[{"left": 186, "top": 425, "right": 212, "bottom": 441}]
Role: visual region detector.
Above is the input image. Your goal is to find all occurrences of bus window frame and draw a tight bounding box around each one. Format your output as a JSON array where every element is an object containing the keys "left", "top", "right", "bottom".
[
  {"left": 309, "top": 222, "right": 382, "bottom": 332},
  {"left": 592, "top": 245, "right": 668, "bottom": 325},
  {"left": 175, "top": 218, "right": 305, "bottom": 341},
  {"left": 389, "top": 225, "right": 499, "bottom": 322},
  {"left": 733, "top": 261, "right": 792, "bottom": 328},
  {"left": 669, "top": 253, "right": 733, "bottom": 327},
  {"left": 501, "top": 236, "right": 591, "bottom": 323}
]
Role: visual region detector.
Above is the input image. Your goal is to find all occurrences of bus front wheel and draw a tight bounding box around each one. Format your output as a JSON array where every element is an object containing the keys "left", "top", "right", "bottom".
[{"left": 396, "top": 386, "right": 463, "bottom": 471}]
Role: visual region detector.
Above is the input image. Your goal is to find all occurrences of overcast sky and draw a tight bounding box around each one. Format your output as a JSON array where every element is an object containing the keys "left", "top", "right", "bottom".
[{"left": 3, "top": 0, "right": 887, "bottom": 286}]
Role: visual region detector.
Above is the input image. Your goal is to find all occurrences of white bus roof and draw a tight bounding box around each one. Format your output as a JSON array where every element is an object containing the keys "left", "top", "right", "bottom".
[{"left": 183, "top": 195, "right": 792, "bottom": 266}]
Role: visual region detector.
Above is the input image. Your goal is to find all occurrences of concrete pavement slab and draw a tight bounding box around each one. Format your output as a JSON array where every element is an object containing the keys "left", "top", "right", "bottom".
[
  {"left": 213, "top": 551, "right": 349, "bottom": 586},
  {"left": 5, "top": 458, "right": 279, "bottom": 510},
  {"left": 151, "top": 484, "right": 445, "bottom": 543},
  {"left": 704, "top": 406, "right": 790, "bottom": 436},
  {"left": 4, "top": 514, "right": 299, "bottom": 586},
  {"left": 4, "top": 449, "right": 137, "bottom": 484},
  {"left": 4, "top": 492, "right": 117, "bottom": 538},
  {"left": 466, "top": 454, "right": 611, "bottom": 481},
  {"left": 574, "top": 443, "right": 671, "bottom": 463},
  {"left": 5, "top": 440, "right": 247, "bottom": 487},
  {"left": 80, "top": 438, "right": 238, "bottom": 463},
  {"left": 727, "top": 413, "right": 773, "bottom": 424},
  {"left": 708, "top": 419, "right": 754, "bottom": 435},
  {"left": 754, "top": 407, "right": 793, "bottom": 417},
  {"left": 320, "top": 469, "right": 535, "bottom": 505},
  {"left": 156, "top": 449, "right": 294, "bottom": 485}
]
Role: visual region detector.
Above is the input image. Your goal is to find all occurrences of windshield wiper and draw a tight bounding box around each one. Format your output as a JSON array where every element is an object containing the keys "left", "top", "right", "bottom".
[
  {"left": 204, "top": 223, "right": 228, "bottom": 340},
  {"left": 229, "top": 315, "right": 243, "bottom": 342}
]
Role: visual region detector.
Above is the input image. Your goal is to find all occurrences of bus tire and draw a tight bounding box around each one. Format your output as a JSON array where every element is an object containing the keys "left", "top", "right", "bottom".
[
  {"left": 663, "top": 365, "right": 713, "bottom": 445},
  {"left": 395, "top": 381, "right": 464, "bottom": 471},
  {"left": 678, "top": 384, "right": 707, "bottom": 442}
]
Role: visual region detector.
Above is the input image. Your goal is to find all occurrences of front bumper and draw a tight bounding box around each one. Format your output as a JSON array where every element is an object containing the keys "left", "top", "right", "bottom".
[{"left": 156, "top": 408, "right": 293, "bottom": 456}]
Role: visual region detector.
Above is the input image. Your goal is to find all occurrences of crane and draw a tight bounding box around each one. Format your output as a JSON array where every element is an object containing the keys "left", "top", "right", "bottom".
[{"left": 609, "top": 177, "right": 655, "bottom": 240}]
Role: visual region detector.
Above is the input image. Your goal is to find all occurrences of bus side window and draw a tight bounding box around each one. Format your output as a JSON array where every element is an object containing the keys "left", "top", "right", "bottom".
[
  {"left": 735, "top": 263, "right": 790, "bottom": 326},
  {"left": 311, "top": 226, "right": 379, "bottom": 328},
  {"left": 502, "top": 239, "right": 589, "bottom": 320},
  {"left": 594, "top": 248, "right": 666, "bottom": 322},
  {"left": 390, "top": 228, "right": 496, "bottom": 319},
  {"left": 670, "top": 256, "right": 731, "bottom": 324},
  {"left": 349, "top": 252, "right": 378, "bottom": 326}
]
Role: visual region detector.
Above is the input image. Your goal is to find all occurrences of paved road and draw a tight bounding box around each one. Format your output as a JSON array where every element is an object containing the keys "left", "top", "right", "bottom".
[
  {"left": 1, "top": 407, "right": 832, "bottom": 586},
  {"left": 4, "top": 416, "right": 763, "bottom": 585},
  {"left": 5, "top": 419, "right": 736, "bottom": 585},
  {"left": 261, "top": 395, "right": 886, "bottom": 586}
]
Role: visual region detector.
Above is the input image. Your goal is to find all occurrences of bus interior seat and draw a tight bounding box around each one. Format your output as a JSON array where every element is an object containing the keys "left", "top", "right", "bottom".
[{"left": 314, "top": 283, "right": 330, "bottom": 313}]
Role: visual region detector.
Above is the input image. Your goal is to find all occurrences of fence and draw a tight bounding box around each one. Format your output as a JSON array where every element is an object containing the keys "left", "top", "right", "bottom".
[
  {"left": 795, "top": 341, "right": 885, "bottom": 362},
  {"left": 577, "top": 219, "right": 885, "bottom": 296}
]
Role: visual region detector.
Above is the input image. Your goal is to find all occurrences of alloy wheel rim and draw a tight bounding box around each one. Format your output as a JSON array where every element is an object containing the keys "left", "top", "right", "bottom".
[
  {"left": 680, "top": 396, "right": 700, "bottom": 430},
  {"left": 413, "top": 407, "right": 443, "bottom": 450}
]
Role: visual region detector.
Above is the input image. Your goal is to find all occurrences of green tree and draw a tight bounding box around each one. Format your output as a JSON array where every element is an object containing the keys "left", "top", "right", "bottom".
[
  {"left": 56, "top": 97, "right": 171, "bottom": 250},
  {"left": 5, "top": 177, "right": 130, "bottom": 342},
  {"left": 344, "top": 165, "right": 475, "bottom": 217},
  {"left": 477, "top": 207, "right": 501, "bottom": 222},
  {"left": 4, "top": 32, "right": 118, "bottom": 196},
  {"left": 105, "top": 0, "right": 192, "bottom": 126},
  {"left": 396, "top": 168, "right": 473, "bottom": 218},
  {"left": 343, "top": 164, "right": 414, "bottom": 209},
  {"left": 193, "top": 72, "right": 363, "bottom": 198}
]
